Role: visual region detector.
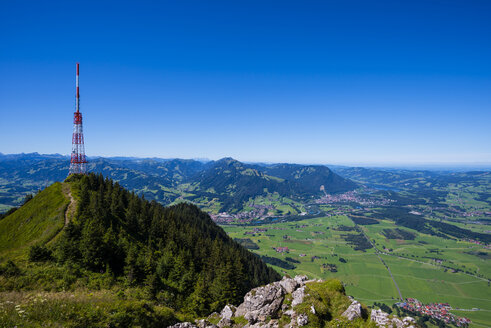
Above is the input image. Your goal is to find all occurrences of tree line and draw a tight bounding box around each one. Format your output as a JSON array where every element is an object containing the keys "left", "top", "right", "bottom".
[{"left": 50, "top": 173, "right": 279, "bottom": 315}]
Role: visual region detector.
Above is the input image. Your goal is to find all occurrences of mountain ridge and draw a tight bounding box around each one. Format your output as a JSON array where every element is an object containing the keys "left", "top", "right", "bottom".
[
  {"left": 0, "top": 153, "right": 356, "bottom": 213},
  {"left": 0, "top": 173, "right": 280, "bottom": 319}
]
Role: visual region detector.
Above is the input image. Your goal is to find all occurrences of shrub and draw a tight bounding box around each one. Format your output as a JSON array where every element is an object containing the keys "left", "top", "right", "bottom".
[
  {"left": 294, "top": 280, "right": 351, "bottom": 328},
  {"left": 29, "top": 244, "right": 53, "bottom": 262},
  {"left": 0, "top": 260, "right": 21, "bottom": 277}
]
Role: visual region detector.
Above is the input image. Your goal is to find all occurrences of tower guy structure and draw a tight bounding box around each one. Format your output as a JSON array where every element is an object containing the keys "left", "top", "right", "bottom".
[{"left": 68, "top": 63, "right": 88, "bottom": 175}]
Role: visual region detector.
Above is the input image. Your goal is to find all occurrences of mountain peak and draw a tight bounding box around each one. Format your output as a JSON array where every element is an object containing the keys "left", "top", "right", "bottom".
[{"left": 217, "top": 157, "right": 239, "bottom": 164}]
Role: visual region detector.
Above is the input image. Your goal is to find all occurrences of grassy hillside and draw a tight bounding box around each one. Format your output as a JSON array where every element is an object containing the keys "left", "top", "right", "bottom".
[
  {"left": 0, "top": 182, "right": 69, "bottom": 259},
  {"left": 223, "top": 216, "right": 491, "bottom": 327},
  {"left": 0, "top": 173, "right": 280, "bottom": 326}
]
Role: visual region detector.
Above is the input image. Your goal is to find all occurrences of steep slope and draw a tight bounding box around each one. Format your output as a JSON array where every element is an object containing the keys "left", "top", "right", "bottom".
[
  {"left": 190, "top": 158, "right": 293, "bottom": 211},
  {"left": 0, "top": 182, "right": 69, "bottom": 258},
  {"left": 0, "top": 173, "right": 280, "bottom": 317},
  {"left": 173, "top": 276, "right": 393, "bottom": 328},
  {"left": 190, "top": 158, "right": 357, "bottom": 212},
  {"left": 0, "top": 154, "right": 358, "bottom": 214},
  {"left": 260, "top": 163, "right": 358, "bottom": 195}
]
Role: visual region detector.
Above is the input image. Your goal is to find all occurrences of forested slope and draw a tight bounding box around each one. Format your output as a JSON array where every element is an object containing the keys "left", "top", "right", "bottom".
[{"left": 0, "top": 173, "right": 280, "bottom": 326}]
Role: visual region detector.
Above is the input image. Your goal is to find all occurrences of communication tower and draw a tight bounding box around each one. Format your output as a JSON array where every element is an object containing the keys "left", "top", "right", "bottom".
[{"left": 68, "top": 63, "right": 88, "bottom": 175}]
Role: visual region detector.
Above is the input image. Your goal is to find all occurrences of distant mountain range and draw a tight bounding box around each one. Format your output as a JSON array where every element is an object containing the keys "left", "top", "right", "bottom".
[{"left": 0, "top": 153, "right": 356, "bottom": 212}]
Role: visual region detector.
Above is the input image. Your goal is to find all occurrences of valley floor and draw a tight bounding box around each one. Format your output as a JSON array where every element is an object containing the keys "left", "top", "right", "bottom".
[{"left": 223, "top": 215, "right": 491, "bottom": 327}]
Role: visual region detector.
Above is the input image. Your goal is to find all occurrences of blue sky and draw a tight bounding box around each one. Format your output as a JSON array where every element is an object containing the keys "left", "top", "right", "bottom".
[{"left": 1, "top": 1, "right": 490, "bottom": 165}]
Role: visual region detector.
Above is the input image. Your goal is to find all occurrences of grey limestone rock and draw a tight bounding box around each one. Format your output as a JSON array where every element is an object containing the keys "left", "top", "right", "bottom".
[
  {"left": 392, "top": 318, "right": 404, "bottom": 328},
  {"left": 217, "top": 318, "right": 232, "bottom": 328},
  {"left": 279, "top": 277, "right": 299, "bottom": 294},
  {"left": 370, "top": 309, "right": 416, "bottom": 328},
  {"left": 403, "top": 317, "right": 416, "bottom": 324},
  {"left": 246, "top": 319, "right": 279, "bottom": 328},
  {"left": 291, "top": 286, "right": 305, "bottom": 307},
  {"left": 169, "top": 323, "right": 197, "bottom": 328},
  {"left": 310, "top": 305, "right": 316, "bottom": 314},
  {"left": 341, "top": 300, "right": 362, "bottom": 320},
  {"left": 235, "top": 282, "right": 285, "bottom": 323},
  {"left": 220, "top": 304, "right": 236, "bottom": 320},
  {"left": 296, "top": 314, "right": 308, "bottom": 327},
  {"left": 371, "top": 309, "right": 390, "bottom": 327},
  {"left": 196, "top": 319, "right": 207, "bottom": 328},
  {"left": 284, "top": 309, "right": 295, "bottom": 317},
  {"left": 293, "top": 275, "right": 308, "bottom": 285}
]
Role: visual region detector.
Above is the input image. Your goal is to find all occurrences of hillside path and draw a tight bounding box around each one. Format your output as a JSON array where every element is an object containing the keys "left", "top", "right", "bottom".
[{"left": 62, "top": 183, "right": 76, "bottom": 227}]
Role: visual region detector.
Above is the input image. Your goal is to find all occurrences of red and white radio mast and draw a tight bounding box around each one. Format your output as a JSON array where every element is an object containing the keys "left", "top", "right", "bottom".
[{"left": 68, "top": 63, "right": 88, "bottom": 175}]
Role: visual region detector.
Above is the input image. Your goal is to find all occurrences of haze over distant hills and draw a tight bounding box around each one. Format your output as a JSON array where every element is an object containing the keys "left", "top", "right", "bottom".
[{"left": 0, "top": 153, "right": 356, "bottom": 212}]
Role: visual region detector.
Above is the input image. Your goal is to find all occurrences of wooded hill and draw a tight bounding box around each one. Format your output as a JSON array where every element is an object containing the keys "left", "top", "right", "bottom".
[
  {"left": 0, "top": 153, "right": 357, "bottom": 212},
  {"left": 0, "top": 173, "right": 279, "bottom": 324}
]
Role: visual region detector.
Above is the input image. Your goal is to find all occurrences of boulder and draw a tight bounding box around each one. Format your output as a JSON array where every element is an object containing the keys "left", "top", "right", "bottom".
[
  {"left": 220, "top": 305, "right": 236, "bottom": 321},
  {"left": 235, "top": 282, "right": 285, "bottom": 323},
  {"left": 341, "top": 300, "right": 362, "bottom": 320},
  {"left": 370, "top": 309, "right": 390, "bottom": 327},
  {"left": 284, "top": 309, "right": 295, "bottom": 317},
  {"left": 291, "top": 286, "right": 305, "bottom": 307},
  {"left": 392, "top": 318, "right": 404, "bottom": 328},
  {"left": 196, "top": 319, "right": 207, "bottom": 328},
  {"left": 296, "top": 314, "right": 308, "bottom": 327},
  {"left": 217, "top": 318, "right": 232, "bottom": 328},
  {"left": 279, "top": 277, "right": 299, "bottom": 294},
  {"left": 370, "top": 309, "right": 416, "bottom": 328},
  {"left": 293, "top": 275, "right": 308, "bottom": 285},
  {"left": 169, "top": 323, "right": 197, "bottom": 328},
  {"left": 403, "top": 317, "right": 416, "bottom": 324},
  {"left": 246, "top": 319, "right": 279, "bottom": 328},
  {"left": 244, "top": 310, "right": 260, "bottom": 323}
]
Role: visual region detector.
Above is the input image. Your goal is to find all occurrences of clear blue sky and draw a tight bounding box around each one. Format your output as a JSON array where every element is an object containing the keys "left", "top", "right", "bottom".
[{"left": 1, "top": 1, "right": 490, "bottom": 165}]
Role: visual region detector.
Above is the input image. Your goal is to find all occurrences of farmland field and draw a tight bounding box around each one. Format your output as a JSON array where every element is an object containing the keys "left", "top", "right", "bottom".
[{"left": 223, "top": 215, "right": 491, "bottom": 327}]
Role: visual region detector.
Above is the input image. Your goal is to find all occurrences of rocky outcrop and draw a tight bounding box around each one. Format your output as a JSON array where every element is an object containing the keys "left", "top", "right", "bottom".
[
  {"left": 168, "top": 276, "right": 415, "bottom": 328},
  {"left": 341, "top": 300, "right": 362, "bottom": 320},
  {"left": 169, "top": 323, "right": 198, "bottom": 328},
  {"left": 370, "top": 309, "right": 415, "bottom": 328},
  {"left": 235, "top": 281, "right": 285, "bottom": 323},
  {"left": 291, "top": 286, "right": 305, "bottom": 307},
  {"left": 223, "top": 276, "right": 312, "bottom": 327},
  {"left": 196, "top": 319, "right": 217, "bottom": 328},
  {"left": 217, "top": 305, "right": 236, "bottom": 327},
  {"left": 296, "top": 314, "right": 308, "bottom": 326},
  {"left": 279, "top": 276, "right": 299, "bottom": 294}
]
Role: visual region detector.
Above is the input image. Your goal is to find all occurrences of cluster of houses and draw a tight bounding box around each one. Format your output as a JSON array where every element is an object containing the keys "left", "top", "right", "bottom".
[
  {"left": 210, "top": 212, "right": 235, "bottom": 224},
  {"left": 396, "top": 298, "right": 471, "bottom": 327},
  {"left": 461, "top": 210, "right": 491, "bottom": 217},
  {"left": 315, "top": 190, "right": 394, "bottom": 206},
  {"left": 210, "top": 204, "right": 274, "bottom": 223},
  {"left": 465, "top": 239, "right": 489, "bottom": 247},
  {"left": 273, "top": 246, "right": 289, "bottom": 253}
]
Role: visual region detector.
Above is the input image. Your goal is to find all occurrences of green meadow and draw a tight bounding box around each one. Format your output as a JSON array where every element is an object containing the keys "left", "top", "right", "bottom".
[{"left": 223, "top": 216, "right": 491, "bottom": 327}]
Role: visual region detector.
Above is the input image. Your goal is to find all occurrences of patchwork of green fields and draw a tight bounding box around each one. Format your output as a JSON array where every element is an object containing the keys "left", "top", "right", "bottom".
[{"left": 223, "top": 216, "right": 491, "bottom": 327}]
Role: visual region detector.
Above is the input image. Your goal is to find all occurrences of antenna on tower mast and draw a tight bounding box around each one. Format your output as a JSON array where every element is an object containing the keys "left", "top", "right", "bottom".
[
  {"left": 76, "top": 63, "right": 80, "bottom": 113},
  {"left": 69, "top": 63, "right": 88, "bottom": 175}
]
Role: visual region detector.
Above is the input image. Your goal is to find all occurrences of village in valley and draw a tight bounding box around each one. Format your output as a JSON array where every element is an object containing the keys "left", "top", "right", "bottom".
[
  {"left": 209, "top": 189, "right": 396, "bottom": 224},
  {"left": 396, "top": 299, "right": 472, "bottom": 327}
]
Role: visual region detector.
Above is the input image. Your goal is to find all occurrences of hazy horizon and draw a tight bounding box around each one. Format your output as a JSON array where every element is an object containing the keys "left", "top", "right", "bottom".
[
  {"left": 1, "top": 1, "right": 490, "bottom": 164},
  {"left": 2, "top": 151, "right": 491, "bottom": 171}
]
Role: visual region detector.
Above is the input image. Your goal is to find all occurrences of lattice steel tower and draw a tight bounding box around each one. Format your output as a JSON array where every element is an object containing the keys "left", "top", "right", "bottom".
[{"left": 68, "top": 63, "right": 88, "bottom": 175}]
